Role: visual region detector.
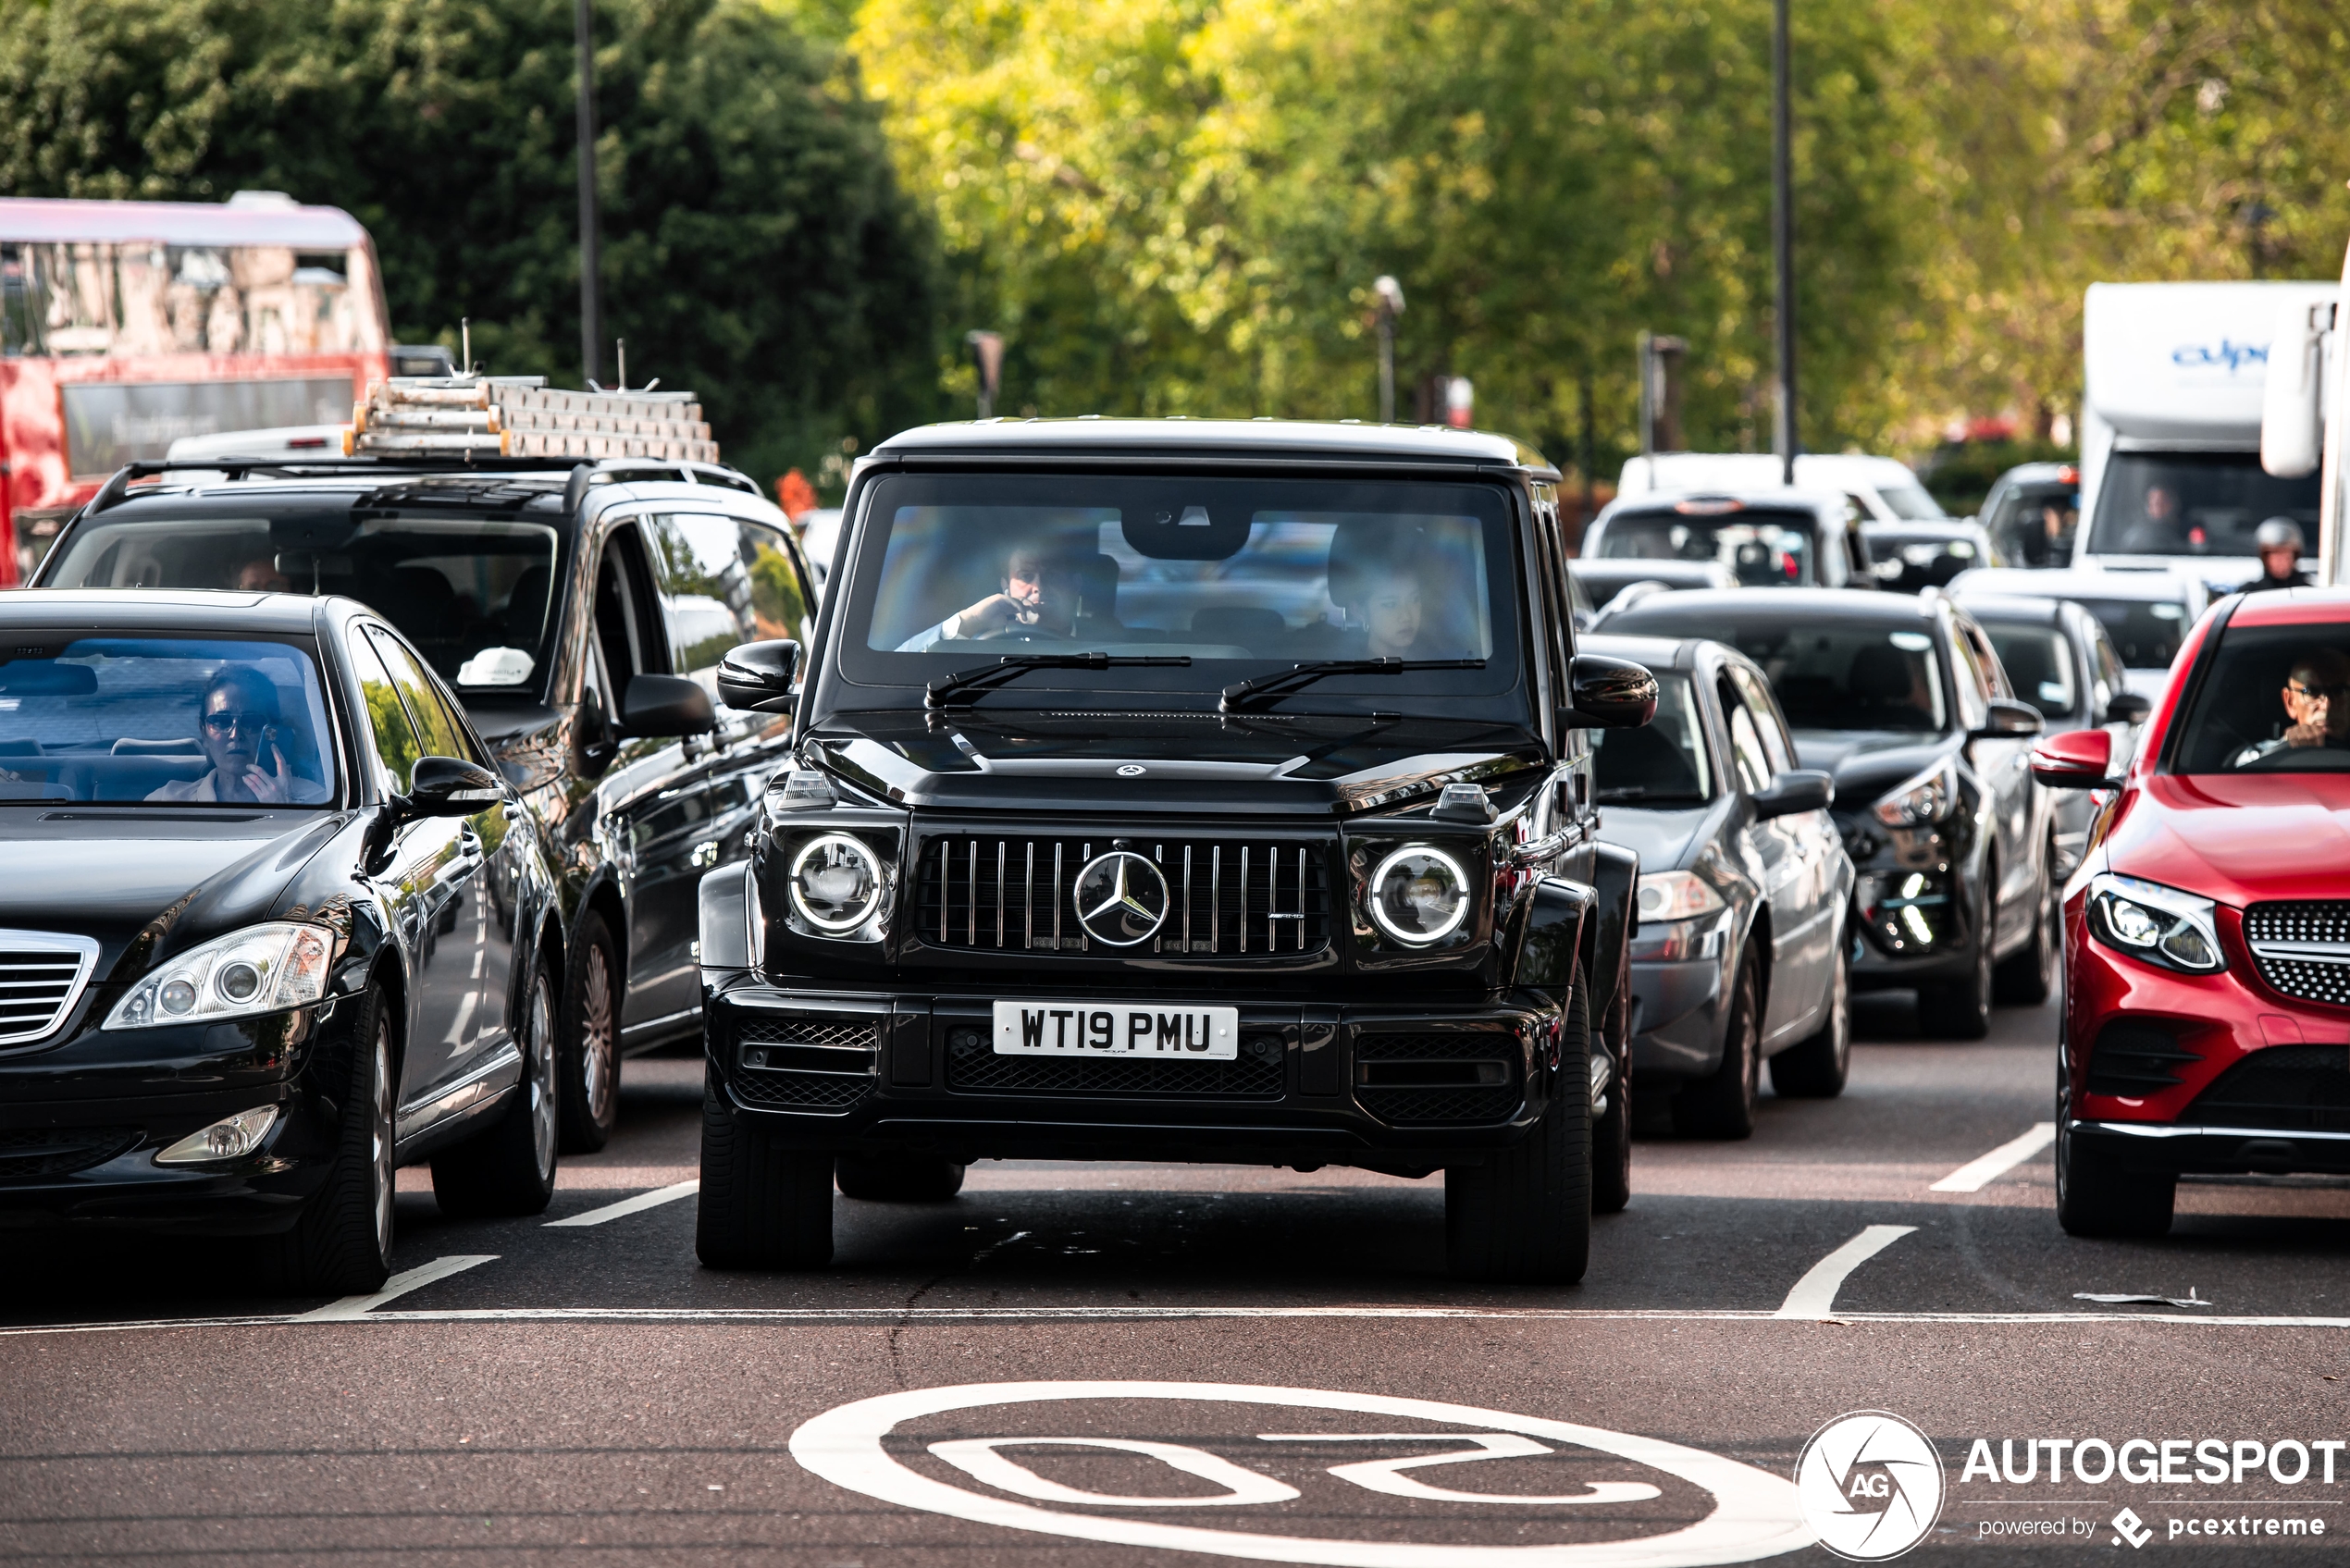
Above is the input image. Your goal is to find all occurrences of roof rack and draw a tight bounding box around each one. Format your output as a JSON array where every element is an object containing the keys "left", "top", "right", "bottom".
[
  {"left": 346, "top": 375, "right": 719, "bottom": 463},
  {"left": 82, "top": 453, "right": 751, "bottom": 517}
]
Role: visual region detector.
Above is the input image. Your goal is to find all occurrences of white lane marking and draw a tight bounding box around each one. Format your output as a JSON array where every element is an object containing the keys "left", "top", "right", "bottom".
[
  {"left": 929, "top": 1437, "right": 1302, "bottom": 1508},
  {"left": 789, "top": 1381, "right": 1813, "bottom": 1566},
  {"left": 1930, "top": 1122, "right": 2058, "bottom": 1192},
  {"left": 12, "top": 1304, "right": 2350, "bottom": 1338},
  {"left": 1256, "top": 1433, "right": 1660, "bottom": 1506},
  {"left": 1773, "top": 1226, "right": 1916, "bottom": 1320},
  {"left": 291, "top": 1253, "right": 498, "bottom": 1322},
  {"left": 544, "top": 1179, "right": 699, "bottom": 1228}
]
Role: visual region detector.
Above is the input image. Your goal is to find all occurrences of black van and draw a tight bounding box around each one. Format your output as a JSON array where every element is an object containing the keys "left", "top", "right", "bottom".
[
  {"left": 694, "top": 419, "right": 1650, "bottom": 1283},
  {"left": 32, "top": 455, "right": 822, "bottom": 1150}
]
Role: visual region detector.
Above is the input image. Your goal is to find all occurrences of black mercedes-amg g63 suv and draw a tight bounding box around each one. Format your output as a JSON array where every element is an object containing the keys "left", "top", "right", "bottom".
[{"left": 694, "top": 419, "right": 1651, "bottom": 1282}]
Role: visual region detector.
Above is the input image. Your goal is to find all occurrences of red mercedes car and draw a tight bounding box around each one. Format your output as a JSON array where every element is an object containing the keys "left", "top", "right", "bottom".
[{"left": 2038, "top": 587, "right": 2350, "bottom": 1237}]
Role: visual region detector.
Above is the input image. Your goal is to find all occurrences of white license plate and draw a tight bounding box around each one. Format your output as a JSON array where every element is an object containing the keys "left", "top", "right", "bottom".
[{"left": 992, "top": 1001, "right": 1239, "bottom": 1060}]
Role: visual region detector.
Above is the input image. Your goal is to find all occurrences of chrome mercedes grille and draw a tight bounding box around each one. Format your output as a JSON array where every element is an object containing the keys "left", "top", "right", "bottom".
[
  {"left": 2244, "top": 903, "right": 2350, "bottom": 1007},
  {"left": 0, "top": 931, "right": 101, "bottom": 1046},
  {"left": 916, "top": 834, "right": 1330, "bottom": 957}
]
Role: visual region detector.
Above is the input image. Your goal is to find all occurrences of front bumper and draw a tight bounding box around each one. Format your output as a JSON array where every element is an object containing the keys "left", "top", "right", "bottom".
[
  {"left": 702, "top": 974, "right": 1565, "bottom": 1170},
  {"left": 0, "top": 1011, "right": 339, "bottom": 1233},
  {"left": 2063, "top": 892, "right": 2350, "bottom": 1178}
]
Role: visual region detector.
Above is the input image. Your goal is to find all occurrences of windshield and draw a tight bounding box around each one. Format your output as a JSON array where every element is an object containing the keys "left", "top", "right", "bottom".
[
  {"left": 1985, "top": 482, "right": 2078, "bottom": 568},
  {"left": 1605, "top": 610, "right": 1947, "bottom": 732},
  {"left": 1865, "top": 530, "right": 1984, "bottom": 592},
  {"left": 2085, "top": 451, "right": 2319, "bottom": 559},
  {"left": 0, "top": 636, "right": 337, "bottom": 807},
  {"left": 44, "top": 512, "right": 561, "bottom": 692},
  {"left": 1592, "top": 673, "right": 1712, "bottom": 804},
  {"left": 1878, "top": 481, "right": 1945, "bottom": 521},
  {"left": 1595, "top": 510, "right": 1816, "bottom": 586},
  {"left": 2074, "top": 597, "right": 2188, "bottom": 670},
  {"left": 2171, "top": 623, "right": 2350, "bottom": 773},
  {"left": 1982, "top": 624, "right": 2077, "bottom": 718},
  {"left": 836, "top": 475, "right": 1518, "bottom": 708}
]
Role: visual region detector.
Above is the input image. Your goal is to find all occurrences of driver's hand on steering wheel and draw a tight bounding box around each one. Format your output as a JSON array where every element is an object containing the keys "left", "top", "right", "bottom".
[{"left": 952, "top": 589, "right": 1040, "bottom": 639}]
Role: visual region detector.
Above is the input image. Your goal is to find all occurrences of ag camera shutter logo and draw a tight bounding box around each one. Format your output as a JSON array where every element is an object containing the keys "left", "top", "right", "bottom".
[{"left": 1794, "top": 1411, "right": 1945, "bottom": 1561}]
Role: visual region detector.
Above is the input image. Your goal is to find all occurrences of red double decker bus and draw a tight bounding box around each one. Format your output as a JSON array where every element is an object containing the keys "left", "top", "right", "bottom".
[{"left": 0, "top": 193, "right": 400, "bottom": 583}]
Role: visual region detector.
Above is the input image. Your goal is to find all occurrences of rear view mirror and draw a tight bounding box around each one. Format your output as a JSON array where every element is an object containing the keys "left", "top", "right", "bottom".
[
  {"left": 2032, "top": 727, "right": 2118, "bottom": 789},
  {"left": 715, "top": 640, "right": 800, "bottom": 713},
  {"left": 2262, "top": 298, "right": 2330, "bottom": 480},
  {"left": 1752, "top": 769, "right": 1834, "bottom": 820},
  {"left": 1563, "top": 653, "right": 1659, "bottom": 730},
  {"left": 1973, "top": 698, "right": 2045, "bottom": 738},
  {"left": 2104, "top": 691, "right": 2152, "bottom": 725},
  {"left": 403, "top": 755, "right": 502, "bottom": 816},
  {"left": 622, "top": 673, "right": 717, "bottom": 738}
]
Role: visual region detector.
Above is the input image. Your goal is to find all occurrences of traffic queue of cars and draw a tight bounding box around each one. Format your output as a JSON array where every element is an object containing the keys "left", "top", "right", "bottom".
[{"left": 0, "top": 410, "right": 2330, "bottom": 1288}]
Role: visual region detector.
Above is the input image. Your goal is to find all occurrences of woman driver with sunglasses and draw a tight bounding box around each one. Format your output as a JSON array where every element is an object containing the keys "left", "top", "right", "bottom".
[{"left": 146, "top": 666, "right": 323, "bottom": 804}]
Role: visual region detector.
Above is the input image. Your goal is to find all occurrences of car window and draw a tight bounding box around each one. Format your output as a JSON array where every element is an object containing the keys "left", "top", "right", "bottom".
[
  {"left": 1725, "top": 663, "right": 1795, "bottom": 772},
  {"left": 588, "top": 523, "right": 663, "bottom": 710},
  {"left": 2171, "top": 622, "right": 2350, "bottom": 772},
  {"left": 1983, "top": 624, "right": 2076, "bottom": 719},
  {"left": 0, "top": 635, "right": 337, "bottom": 807},
  {"left": 1590, "top": 671, "right": 1712, "bottom": 804},
  {"left": 2074, "top": 596, "right": 2190, "bottom": 671},
  {"left": 1715, "top": 673, "right": 1774, "bottom": 793},
  {"left": 1959, "top": 622, "right": 2010, "bottom": 700},
  {"left": 366, "top": 628, "right": 471, "bottom": 764},
  {"left": 2095, "top": 626, "right": 2128, "bottom": 708},
  {"left": 347, "top": 627, "right": 424, "bottom": 792},
  {"left": 1876, "top": 481, "right": 1945, "bottom": 521},
  {"left": 2084, "top": 451, "right": 2319, "bottom": 559},
  {"left": 1946, "top": 622, "right": 1992, "bottom": 729},
  {"left": 647, "top": 513, "right": 815, "bottom": 707},
  {"left": 1593, "top": 508, "right": 1817, "bottom": 586},
  {"left": 44, "top": 512, "right": 562, "bottom": 693}
]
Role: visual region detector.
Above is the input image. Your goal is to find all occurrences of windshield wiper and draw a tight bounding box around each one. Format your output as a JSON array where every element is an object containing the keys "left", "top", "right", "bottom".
[
  {"left": 925, "top": 652, "right": 1191, "bottom": 710},
  {"left": 1218, "top": 658, "right": 1484, "bottom": 714}
]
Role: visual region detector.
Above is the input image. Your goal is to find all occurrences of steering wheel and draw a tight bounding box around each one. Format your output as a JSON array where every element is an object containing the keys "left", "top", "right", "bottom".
[
  {"left": 2238, "top": 744, "right": 2350, "bottom": 772},
  {"left": 973, "top": 627, "right": 1076, "bottom": 645}
]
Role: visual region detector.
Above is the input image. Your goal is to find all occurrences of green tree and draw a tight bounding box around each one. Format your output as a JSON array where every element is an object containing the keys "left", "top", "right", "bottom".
[{"left": 0, "top": 0, "right": 944, "bottom": 482}]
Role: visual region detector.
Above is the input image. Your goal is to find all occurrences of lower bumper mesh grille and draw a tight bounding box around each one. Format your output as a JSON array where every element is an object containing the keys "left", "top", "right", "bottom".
[
  {"left": 1354, "top": 1030, "right": 1522, "bottom": 1125},
  {"left": 0, "top": 1127, "right": 141, "bottom": 1181},
  {"left": 731, "top": 1012, "right": 877, "bottom": 1112},
  {"left": 946, "top": 1030, "right": 1284, "bottom": 1097},
  {"left": 2185, "top": 1044, "right": 2350, "bottom": 1133}
]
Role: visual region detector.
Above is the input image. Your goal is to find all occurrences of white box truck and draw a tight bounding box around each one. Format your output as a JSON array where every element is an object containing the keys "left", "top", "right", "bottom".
[{"left": 2080, "top": 279, "right": 2331, "bottom": 587}]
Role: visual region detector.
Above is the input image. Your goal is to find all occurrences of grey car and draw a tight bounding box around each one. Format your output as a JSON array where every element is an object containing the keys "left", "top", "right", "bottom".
[
  {"left": 1584, "top": 632, "right": 1856, "bottom": 1138},
  {"left": 1945, "top": 591, "right": 2149, "bottom": 878}
]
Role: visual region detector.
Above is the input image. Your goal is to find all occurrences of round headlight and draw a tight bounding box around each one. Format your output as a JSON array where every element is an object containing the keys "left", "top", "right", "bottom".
[
  {"left": 789, "top": 833, "right": 883, "bottom": 933},
  {"left": 1367, "top": 846, "right": 1473, "bottom": 946},
  {"left": 216, "top": 960, "right": 263, "bottom": 1003}
]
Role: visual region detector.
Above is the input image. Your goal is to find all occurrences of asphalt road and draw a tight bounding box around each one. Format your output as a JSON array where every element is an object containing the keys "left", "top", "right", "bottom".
[{"left": 7, "top": 991, "right": 2350, "bottom": 1566}]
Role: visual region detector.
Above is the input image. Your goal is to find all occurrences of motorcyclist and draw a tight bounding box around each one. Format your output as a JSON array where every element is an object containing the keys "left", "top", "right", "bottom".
[{"left": 2240, "top": 517, "right": 2313, "bottom": 594}]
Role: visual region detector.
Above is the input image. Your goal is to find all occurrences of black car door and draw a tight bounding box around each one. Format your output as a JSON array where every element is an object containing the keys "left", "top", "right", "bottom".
[{"left": 1949, "top": 611, "right": 2035, "bottom": 942}]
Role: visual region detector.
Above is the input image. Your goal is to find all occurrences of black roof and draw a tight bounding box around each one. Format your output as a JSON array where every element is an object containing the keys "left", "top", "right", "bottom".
[
  {"left": 1602, "top": 587, "right": 1936, "bottom": 626},
  {"left": 870, "top": 417, "right": 1556, "bottom": 475},
  {"left": 0, "top": 588, "right": 340, "bottom": 635},
  {"left": 1942, "top": 590, "right": 2064, "bottom": 627}
]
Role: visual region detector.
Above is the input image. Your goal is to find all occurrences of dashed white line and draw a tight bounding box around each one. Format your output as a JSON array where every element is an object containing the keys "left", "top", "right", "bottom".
[
  {"left": 1773, "top": 1225, "right": 1917, "bottom": 1320},
  {"left": 544, "top": 1179, "right": 700, "bottom": 1228},
  {"left": 1931, "top": 1121, "right": 2058, "bottom": 1192},
  {"left": 291, "top": 1253, "right": 498, "bottom": 1322}
]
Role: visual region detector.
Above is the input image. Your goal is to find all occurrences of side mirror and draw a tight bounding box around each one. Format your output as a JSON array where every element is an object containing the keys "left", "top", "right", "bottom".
[
  {"left": 715, "top": 640, "right": 800, "bottom": 713},
  {"left": 1563, "top": 653, "right": 1659, "bottom": 730},
  {"left": 2262, "top": 297, "right": 2326, "bottom": 480},
  {"left": 2032, "top": 727, "right": 2119, "bottom": 789},
  {"left": 621, "top": 673, "right": 717, "bottom": 738},
  {"left": 2104, "top": 691, "right": 2152, "bottom": 725},
  {"left": 403, "top": 755, "right": 502, "bottom": 816},
  {"left": 1973, "top": 698, "right": 2045, "bottom": 739},
  {"left": 1751, "top": 769, "right": 1834, "bottom": 820}
]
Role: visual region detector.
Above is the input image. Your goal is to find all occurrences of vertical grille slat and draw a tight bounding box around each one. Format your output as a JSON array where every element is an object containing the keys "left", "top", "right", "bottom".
[{"left": 917, "top": 834, "right": 1329, "bottom": 957}]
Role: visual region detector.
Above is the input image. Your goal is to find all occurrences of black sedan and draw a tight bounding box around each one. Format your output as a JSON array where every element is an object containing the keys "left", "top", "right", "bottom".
[
  {"left": 1584, "top": 634, "right": 1853, "bottom": 1137},
  {"left": 0, "top": 590, "right": 563, "bottom": 1292},
  {"left": 1860, "top": 519, "right": 1999, "bottom": 593},
  {"left": 1596, "top": 589, "right": 2052, "bottom": 1038}
]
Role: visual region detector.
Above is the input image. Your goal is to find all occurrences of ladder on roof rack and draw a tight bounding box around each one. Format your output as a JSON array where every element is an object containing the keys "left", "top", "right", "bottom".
[{"left": 345, "top": 376, "right": 719, "bottom": 463}]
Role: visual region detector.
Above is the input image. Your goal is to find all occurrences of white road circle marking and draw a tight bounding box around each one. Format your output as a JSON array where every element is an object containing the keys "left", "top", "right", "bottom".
[
  {"left": 788, "top": 1379, "right": 1813, "bottom": 1566},
  {"left": 929, "top": 1437, "right": 1303, "bottom": 1507}
]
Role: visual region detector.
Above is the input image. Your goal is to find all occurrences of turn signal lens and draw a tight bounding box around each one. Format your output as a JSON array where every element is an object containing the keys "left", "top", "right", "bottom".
[
  {"left": 106, "top": 923, "right": 336, "bottom": 1031},
  {"left": 155, "top": 1105, "right": 278, "bottom": 1165},
  {"left": 1367, "top": 846, "right": 1472, "bottom": 946},
  {"left": 1637, "top": 870, "right": 1726, "bottom": 922}
]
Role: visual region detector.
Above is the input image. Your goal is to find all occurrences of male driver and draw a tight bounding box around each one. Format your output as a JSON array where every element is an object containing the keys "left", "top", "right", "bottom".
[
  {"left": 234, "top": 556, "right": 293, "bottom": 592},
  {"left": 897, "top": 542, "right": 1085, "bottom": 650},
  {"left": 2231, "top": 648, "right": 2350, "bottom": 766},
  {"left": 2239, "top": 517, "right": 2312, "bottom": 594}
]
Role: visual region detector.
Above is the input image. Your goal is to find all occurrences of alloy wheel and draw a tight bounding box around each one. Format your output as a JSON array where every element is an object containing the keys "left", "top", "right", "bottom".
[
  {"left": 581, "top": 945, "right": 615, "bottom": 1124},
  {"left": 370, "top": 1018, "right": 395, "bottom": 1264},
  {"left": 527, "top": 974, "right": 559, "bottom": 1182}
]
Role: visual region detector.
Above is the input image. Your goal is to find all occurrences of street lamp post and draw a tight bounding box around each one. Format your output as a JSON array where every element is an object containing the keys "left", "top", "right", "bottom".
[
  {"left": 1372, "top": 276, "right": 1404, "bottom": 423},
  {"left": 1772, "top": 0, "right": 1797, "bottom": 487},
  {"left": 966, "top": 331, "right": 1005, "bottom": 420},
  {"left": 575, "top": 0, "right": 602, "bottom": 389}
]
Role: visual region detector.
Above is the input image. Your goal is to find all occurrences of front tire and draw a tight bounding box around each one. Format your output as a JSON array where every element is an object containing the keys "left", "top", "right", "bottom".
[
  {"left": 836, "top": 1154, "right": 967, "bottom": 1202},
  {"left": 429, "top": 967, "right": 560, "bottom": 1218},
  {"left": 1919, "top": 866, "right": 1995, "bottom": 1040},
  {"left": 1674, "top": 946, "right": 1761, "bottom": 1138},
  {"left": 2055, "top": 1064, "right": 2173, "bottom": 1238},
  {"left": 1444, "top": 976, "right": 1592, "bottom": 1284},
  {"left": 257, "top": 985, "right": 395, "bottom": 1295},
  {"left": 696, "top": 1071, "right": 834, "bottom": 1268},
  {"left": 558, "top": 912, "right": 621, "bottom": 1153},
  {"left": 1591, "top": 1041, "right": 1632, "bottom": 1216},
  {"left": 1770, "top": 936, "right": 1850, "bottom": 1097}
]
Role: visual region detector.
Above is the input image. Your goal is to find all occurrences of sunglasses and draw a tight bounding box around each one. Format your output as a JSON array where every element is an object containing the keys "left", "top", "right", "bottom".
[{"left": 201, "top": 710, "right": 276, "bottom": 735}]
